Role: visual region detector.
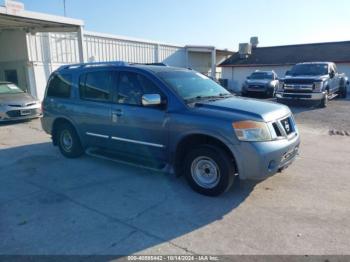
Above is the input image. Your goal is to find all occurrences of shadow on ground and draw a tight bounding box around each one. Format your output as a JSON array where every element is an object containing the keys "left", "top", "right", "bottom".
[
  {"left": 0, "top": 142, "right": 258, "bottom": 255},
  {"left": 0, "top": 119, "right": 33, "bottom": 127}
]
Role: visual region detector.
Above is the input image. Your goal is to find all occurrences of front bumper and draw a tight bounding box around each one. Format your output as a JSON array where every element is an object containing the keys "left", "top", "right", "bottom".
[
  {"left": 231, "top": 132, "right": 300, "bottom": 180},
  {"left": 276, "top": 91, "right": 325, "bottom": 101},
  {"left": 0, "top": 104, "right": 42, "bottom": 122}
]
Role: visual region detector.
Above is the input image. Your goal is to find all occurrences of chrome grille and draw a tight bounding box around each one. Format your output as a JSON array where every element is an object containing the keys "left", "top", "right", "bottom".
[
  {"left": 272, "top": 116, "right": 295, "bottom": 138},
  {"left": 280, "top": 117, "right": 293, "bottom": 135}
]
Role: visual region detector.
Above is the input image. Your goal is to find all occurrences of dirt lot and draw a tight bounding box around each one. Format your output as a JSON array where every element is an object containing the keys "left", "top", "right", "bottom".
[{"left": 0, "top": 98, "right": 350, "bottom": 255}]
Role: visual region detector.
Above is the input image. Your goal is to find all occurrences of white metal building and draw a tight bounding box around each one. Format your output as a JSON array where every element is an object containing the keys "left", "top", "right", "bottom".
[
  {"left": 0, "top": 2, "right": 232, "bottom": 100},
  {"left": 220, "top": 38, "right": 350, "bottom": 93}
]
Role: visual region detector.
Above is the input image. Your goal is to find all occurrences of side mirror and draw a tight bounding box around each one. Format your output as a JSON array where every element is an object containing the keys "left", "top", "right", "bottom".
[
  {"left": 247, "top": 76, "right": 251, "bottom": 79},
  {"left": 285, "top": 70, "right": 291, "bottom": 76},
  {"left": 330, "top": 71, "right": 335, "bottom": 78},
  {"left": 142, "top": 94, "right": 162, "bottom": 106}
]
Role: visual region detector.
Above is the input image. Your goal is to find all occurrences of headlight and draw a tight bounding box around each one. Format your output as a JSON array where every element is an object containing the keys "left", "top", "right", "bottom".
[
  {"left": 313, "top": 81, "right": 324, "bottom": 92},
  {"left": 232, "top": 120, "right": 272, "bottom": 142}
]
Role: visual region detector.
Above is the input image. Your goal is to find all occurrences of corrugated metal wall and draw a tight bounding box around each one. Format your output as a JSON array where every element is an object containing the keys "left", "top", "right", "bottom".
[
  {"left": 25, "top": 31, "right": 188, "bottom": 100},
  {"left": 84, "top": 33, "right": 157, "bottom": 63},
  {"left": 27, "top": 32, "right": 80, "bottom": 63},
  {"left": 27, "top": 31, "right": 187, "bottom": 67}
]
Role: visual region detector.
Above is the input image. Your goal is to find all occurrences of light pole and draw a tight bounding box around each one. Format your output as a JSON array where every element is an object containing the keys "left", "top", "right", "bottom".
[{"left": 63, "top": 0, "right": 66, "bottom": 16}]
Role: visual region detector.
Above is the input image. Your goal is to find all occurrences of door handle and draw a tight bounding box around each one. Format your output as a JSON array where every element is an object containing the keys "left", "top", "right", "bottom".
[
  {"left": 112, "top": 109, "right": 123, "bottom": 123},
  {"left": 112, "top": 109, "right": 123, "bottom": 117}
]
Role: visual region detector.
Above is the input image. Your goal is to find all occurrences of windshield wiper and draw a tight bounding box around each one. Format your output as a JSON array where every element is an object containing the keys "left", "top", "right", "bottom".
[{"left": 185, "top": 93, "right": 233, "bottom": 103}]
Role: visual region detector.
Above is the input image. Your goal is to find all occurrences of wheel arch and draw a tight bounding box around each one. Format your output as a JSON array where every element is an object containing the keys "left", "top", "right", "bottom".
[
  {"left": 174, "top": 133, "right": 238, "bottom": 177},
  {"left": 51, "top": 117, "right": 81, "bottom": 146}
]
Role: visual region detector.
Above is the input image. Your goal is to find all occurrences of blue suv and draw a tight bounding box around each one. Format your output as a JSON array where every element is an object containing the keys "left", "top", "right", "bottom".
[{"left": 41, "top": 61, "right": 300, "bottom": 196}]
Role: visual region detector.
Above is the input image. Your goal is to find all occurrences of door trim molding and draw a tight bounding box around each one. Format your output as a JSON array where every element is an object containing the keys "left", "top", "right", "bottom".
[
  {"left": 86, "top": 132, "right": 109, "bottom": 139},
  {"left": 111, "top": 136, "right": 164, "bottom": 148}
]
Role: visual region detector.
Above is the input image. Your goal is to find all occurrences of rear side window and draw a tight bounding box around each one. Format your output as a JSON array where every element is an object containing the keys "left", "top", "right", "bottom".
[
  {"left": 47, "top": 74, "right": 72, "bottom": 98},
  {"left": 79, "top": 71, "right": 113, "bottom": 102}
]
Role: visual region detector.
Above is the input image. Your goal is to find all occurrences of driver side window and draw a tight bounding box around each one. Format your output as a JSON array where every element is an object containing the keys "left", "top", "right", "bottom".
[{"left": 117, "top": 72, "right": 163, "bottom": 106}]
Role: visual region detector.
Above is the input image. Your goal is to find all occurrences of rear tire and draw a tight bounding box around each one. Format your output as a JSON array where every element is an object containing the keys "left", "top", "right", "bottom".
[
  {"left": 56, "top": 123, "right": 84, "bottom": 158},
  {"left": 340, "top": 85, "right": 347, "bottom": 98},
  {"left": 184, "top": 145, "right": 236, "bottom": 196}
]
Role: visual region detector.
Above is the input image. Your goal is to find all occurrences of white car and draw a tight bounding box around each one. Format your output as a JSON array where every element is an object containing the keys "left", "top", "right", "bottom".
[{"left": 0, "top": 81, "right": 42, "bottom": 122}]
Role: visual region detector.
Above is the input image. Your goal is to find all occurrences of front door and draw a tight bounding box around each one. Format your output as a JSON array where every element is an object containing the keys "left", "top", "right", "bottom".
[{"left": 110, "top": 71, "right": 168, "bottom": 162}]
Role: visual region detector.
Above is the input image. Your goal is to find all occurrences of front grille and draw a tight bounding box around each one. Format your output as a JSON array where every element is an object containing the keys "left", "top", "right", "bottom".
[
  {"left": 6, "top": 109, "right": 40, "bottom": 118},
  {"left": 272, "top": 116, "right": 295, "bottom": 137},
  {"left": 284, "top": 78, "right": 315, "bottom": 84},
  {"left": 280, "top": 117, "right": 293, "bottom": 135},
  {"left": 272, "top": 122, "right": 282, "bottom": 136},
  {"left": 248, "top": 84, "right": 265, "bottom": 89}
]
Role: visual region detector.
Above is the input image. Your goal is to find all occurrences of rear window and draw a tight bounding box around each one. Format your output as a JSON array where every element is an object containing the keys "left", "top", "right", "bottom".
[{"left": 47, "top": 74, "right": 72, "bottom": 98}]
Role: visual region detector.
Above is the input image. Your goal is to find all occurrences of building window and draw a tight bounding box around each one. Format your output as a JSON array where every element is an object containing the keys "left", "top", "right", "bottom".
[
  {"left": 79, "top": 71, "right": 113, "bottom": 102},
  {"left": 47, "top": 74, "right": 72, "bottom": 98}
]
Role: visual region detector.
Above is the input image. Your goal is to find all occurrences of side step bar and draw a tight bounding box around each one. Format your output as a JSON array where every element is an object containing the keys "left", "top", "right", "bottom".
[
  {"left": 86, "top": 148, "right": 173, "bottom": 173},
  {"left": 328, "top": 93, "right": 338, "bottom": 100}
]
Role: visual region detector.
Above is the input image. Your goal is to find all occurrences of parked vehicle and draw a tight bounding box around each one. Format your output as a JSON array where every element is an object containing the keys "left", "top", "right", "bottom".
[
  {"left": 0, "top": 81, "right": 41, "bottom": 122},
  {"left": 241, "top": 70, "right": 279, "bottom": 98},
  {"left": 276, "top": 62, "right": 348, "bottom": 107},
  {"left": 41, "top": 61, "right": 300, "bottom": 196}
]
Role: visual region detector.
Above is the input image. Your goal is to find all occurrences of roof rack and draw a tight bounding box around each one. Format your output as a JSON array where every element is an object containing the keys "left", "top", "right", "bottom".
[
  {"left": 129, "top": 62, "right": 168, "bottom": 66},
  {"left": 58, "top": 61, "right": 128, "bottom": 70}
]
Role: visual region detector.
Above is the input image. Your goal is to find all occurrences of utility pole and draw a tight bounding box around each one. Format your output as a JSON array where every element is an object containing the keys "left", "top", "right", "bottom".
[{"left": 63, "top": 0, "right": 66, "bottom": 16}]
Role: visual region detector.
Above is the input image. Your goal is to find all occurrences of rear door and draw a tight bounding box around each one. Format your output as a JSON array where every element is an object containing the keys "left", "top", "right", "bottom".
[
  {"left": 109, "top": 70, "right": 168, "bottom": 161},
  {"left": 72, "top": 69, "right": 115, "bottom": 148}
]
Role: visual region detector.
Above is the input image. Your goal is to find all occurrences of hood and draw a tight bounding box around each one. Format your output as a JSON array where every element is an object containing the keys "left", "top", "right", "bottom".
[
  {"left": 0, "top": 92, "right": 38, "bottom": 106},
  {"left": 246, "top": 79, "right": 271, "bottom": 85},
  {"left": 194, "top": 96, "right": 290, "bottom": 122}
]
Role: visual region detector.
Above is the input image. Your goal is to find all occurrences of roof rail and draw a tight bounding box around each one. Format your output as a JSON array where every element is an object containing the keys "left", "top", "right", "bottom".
[
  {"left": 58, "top": 61, "right": 128, "bottom": 70},
  {"left": 129, "top": 62, "right": 168, "bottom": 66}
]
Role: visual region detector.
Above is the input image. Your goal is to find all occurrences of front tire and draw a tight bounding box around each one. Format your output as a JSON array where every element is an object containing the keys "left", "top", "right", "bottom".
[
  {"left": 319, "top": 90, "right": 329, "bottom": 108},
  {"left": 267, "top": 88, "right": 276, "bottom": 98},
  {"left": 184, "top": 145, "right": 236, "bottom": 196},
  {"left": 56, "top": 123, "right": 84, "bottom": 158}
]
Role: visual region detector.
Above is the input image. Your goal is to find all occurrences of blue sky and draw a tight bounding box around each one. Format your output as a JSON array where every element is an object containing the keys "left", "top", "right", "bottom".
[{"left": 3, "top": 0, "right": 350, "bottom": 49}]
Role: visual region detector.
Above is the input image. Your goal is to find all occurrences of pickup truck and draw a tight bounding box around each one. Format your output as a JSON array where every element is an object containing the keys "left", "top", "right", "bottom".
[
  {"left": 276, "top": 62, "right": 348, "bottom": 107},
  {"left": 41, "top": 62, "right": 300, "bottom": 196}
]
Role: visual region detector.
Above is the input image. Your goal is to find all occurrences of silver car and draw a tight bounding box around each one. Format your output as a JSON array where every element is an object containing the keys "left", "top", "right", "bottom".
[
  {"left": 0, "top": 81, "right": 41, "bottom": 122},
  {"left": 242, "top": 70, "right": 279, "bottom": 98}
]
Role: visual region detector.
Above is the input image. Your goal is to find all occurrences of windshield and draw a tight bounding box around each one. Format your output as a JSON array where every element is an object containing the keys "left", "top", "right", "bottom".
[
  {"left": 249, "top": 72, "right": 273, "bottom": 80},
  {"left": 290, "top": 64, "right": 328, "bottom": 76},
  {"left": 0, "top": 83, "right": 24, "bottom": 94},
  {"left": 158, "top": 70, "right": 231, "bottom": 102}
]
